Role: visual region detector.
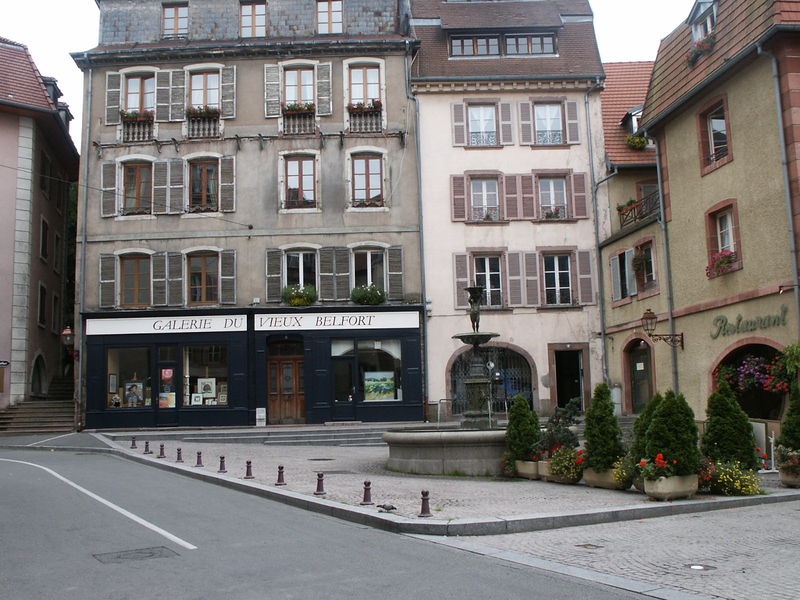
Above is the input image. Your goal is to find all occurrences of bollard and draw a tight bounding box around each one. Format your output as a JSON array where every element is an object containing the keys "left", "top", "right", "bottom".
[
  {"left": 360, "top": 480, "right": 374, "bottom": 505},
  {"left": 194, "top": 451, "right": 203, "bottom": 468},
  {"left": 176, "top": 448, "right": 183, "bottom": 463},
  {"left": 313, "top": 472, "right": 326, "bottom": 496},
  {"left": 157, "top": 444, "right": 166, "bottom": 459},
  {"left": 130, "top": 437, "right": 137, "bottom": 449},
  {"left": 244, "top": 460, "right": 254, "bottom": 479},
  {"left": 218, "top": 456, "right": 227, "bottom": 473},
  {"left": 418, "top": 490, "right": 432, "bottom": 518},
  {"left": 275, "top": 465, "right": 286, "bottom": 486},
  {"left": 143, "top": 440, "right": 152, "bottom": 455}
]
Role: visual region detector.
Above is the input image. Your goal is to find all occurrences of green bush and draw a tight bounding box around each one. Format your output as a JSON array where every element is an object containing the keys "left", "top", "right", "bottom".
[
  {"left": 550, "top": 447, "right": 585, "bottom": 480},
  {"left": 505, "top": 395, "right": 541, "bottom": 461},
  {"left": 777, "top": 380, "right": 800, "bottom": 451},
  {"left": 645, "top": 390, "right": 700, "bottom": 477},
  {"left": 709, "top": 461, "right": 764, "bottom": 496},
  {"left": 701, "top": 380, "right": 759, "bottom": 470},
  {"left": 281, "top": 284, "right": 317, "bottom": 306},
  {"left": 537, "top": 397, "right": 581, "bottom": 456},
  {"left": 350, "top": 284, "right": 386, "bottom": 305},
  {"left": 630, "top": 392, "right": 663, "bottom": 461},
  {"left": 584, "top": 382, "right": 624, "bottom": 472},
  {"left": 612, "top": 453, "right": 636, "bottom": 489}
]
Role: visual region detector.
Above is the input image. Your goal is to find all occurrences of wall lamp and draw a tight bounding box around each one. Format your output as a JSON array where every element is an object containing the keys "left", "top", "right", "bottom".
[
  {"left": 641, "top": 309, "right": 684, "bottom": 350},
  {"left": 778, "top": 284, "right": 799, "bottom": 294},
  {"left": 61, "top": 326, "right": 80, "bottom": 361}
]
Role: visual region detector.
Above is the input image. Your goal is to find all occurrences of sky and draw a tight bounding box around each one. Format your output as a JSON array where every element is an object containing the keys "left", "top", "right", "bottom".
[{"left": 3, "top": 0, "right": 697, "bottom": 147}]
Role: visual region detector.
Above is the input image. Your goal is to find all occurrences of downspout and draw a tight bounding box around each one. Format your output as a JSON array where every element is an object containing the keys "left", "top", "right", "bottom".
[{"left": 758, "top": 43, "right": 800, "bottom": 339}]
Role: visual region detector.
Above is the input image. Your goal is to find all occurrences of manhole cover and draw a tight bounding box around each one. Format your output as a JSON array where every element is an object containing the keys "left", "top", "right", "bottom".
[
  {"left": 93, "top": 546, "right": 178, "bottom": 564},
  {"left": 308, "top": 458, "right": 335, "bottom": 461},
  {"left": 575, "top": 543, "right": 604, "bottom": 550}
]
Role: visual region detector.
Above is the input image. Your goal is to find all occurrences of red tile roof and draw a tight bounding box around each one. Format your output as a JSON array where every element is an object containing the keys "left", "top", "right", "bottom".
[
  {"left": 0, "top": 37, "right": 55, "bottom": 112},
  {"left": 601, "top": 62, "right": 656, "bottom": 167},
  {"left": 642, "top": 0, "right": 800, "bottom": 130}
]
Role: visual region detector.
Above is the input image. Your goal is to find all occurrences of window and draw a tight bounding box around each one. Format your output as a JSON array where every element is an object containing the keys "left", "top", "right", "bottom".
[
  {"left": 185, "top": 345, "right": 229, "bottom": 407},
  {"left": 317, "top": 1, "right": 342, "bottom": 34},
  {"left": 240, "top": 2, "right": 266, "bottom": 37},
  {"left": 354, "top": 248, "right": 385, "bottom": 289},
  {"left": 40, "top": 218, "right": 49, "bottom": 261},
  {"left": 189, "top": 160, "right": 219, "bottom": 212},
  {"left": 285, "top": 156, "right": 316, "bottom": 209},
  {"left": 163, "top": 3, "right": 188, "bottom": 38},
  {"left": 698, "top": 97, "right": 732, "bottom": 172},
  {"left": 505, "top": 34, "right": 555, "bottom": 55},
  {"left": 106, "top": 348, "right": 151, "bottom": 408},
  {"left": 474, "top": 256, "right": 502, "bottom": 307},
  {"left": 690, "top": 1, "right": 717, "bottom": 41},
  {"left": 470, "top": 179, "right": 500, "bottom": 221},
  {"left": 349, "top": 66, "right": 380, "bottom": 105},
  {"left": 534, "top": 104, "right": 563, "bottom": 145},
  {"left": 610, "top": 249, "right": 637, "bottom": 302},
  {"left": 351, "top": 154, "right": 383, "bottom": 207},
  {"left": 38, "top": 284, "right": 47, "bottom": 326},
  {"left": 39, "top": 151, "right": 52, "bottom": 195},
  {"left": 451, "top": 36, "right": 500, "bottom": 56},
  {"left": 188, "top": 252, "right": 219, "bottom": 304},
  {"left": 120, "top": 254, "right": 151, "bottom": 307},
  {"left": 286, "top": 250, "right": 317, "bottom": 288},
  {"left": 544, "top": 255, "right": 571, "bottom": 305},
  {"left": 539, "top": 177, "right": 567, "bottom": 219},
  {"left": 636, "top": 243, "right": 656, "bottom": 290},
  {"left": 284, "top": 68, "right": 314, "bottom": 105},
  {"left": 707, "top": 106, "right": 727, "bottom": 161},
  {"left": 468, "top": 105, "right": 497, "bottom": 146},
  {"left": 122, "top": 163, "right": 153, "bottom": 215},
  {"left": 716, "top": 210, "right": 734, "bottom": 253},
  {"left": 190, "top": 72, "right": 220, "bottom": 109},
  {"left": 125, "top": 75, "right": 155, "bottom": 112}
]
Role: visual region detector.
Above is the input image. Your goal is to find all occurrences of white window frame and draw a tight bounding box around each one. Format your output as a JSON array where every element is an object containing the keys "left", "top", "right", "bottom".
[
  {"left": 343, "top": 58, "right": 386, "bottom": 130},
  {"left": 543, "top": 254, "right": 572, "bottom": 306},
  {"left": 467, "top": 104, "right": 498, "bottom": 147},
  {"left": 538, "top": 177, "right": 568, "bottom": 218},
  {"left": 284, "top": 249, "right": 319, "bottom": 289},
  {"left": 474, "top": 255, "right": 503, "bottom": 307},
  {"left": 470, "top": 178, "right": 500, "bottom": 221},
  {"left": 278, "top": 150, "right": 320, "bottom": 213},
  {"left": 350, "top": 243, "right": 389, "bottom": 290},
  {"left": 345, "top": 146, "right": 388, "bottom": 211},
  {"left": 690, "top": 1, "right": 717, "bottom": 41},
  {"left": 716, "top": 210, "right": 734, "bottom": 253},
  {"left": 534, "top": 103, "right": 564, "bottom": 145},
  {"left": 317, "top": 0, "right": 343, "bottom": 34},
  {"left": 240, "top": 1, "right": 266, "bottom": 37}
]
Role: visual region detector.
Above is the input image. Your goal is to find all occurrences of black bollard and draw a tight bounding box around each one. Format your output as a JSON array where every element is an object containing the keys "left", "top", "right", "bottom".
[
  {"left": 314, "top": 472, "right": 326, "bottom": 496},
  {"left": 418, "top": 490, "right": 432, "bottom": 518},
  {"left": 194, "top": 451, "right": 203, "bottom": 468},
  {"left": 275, "top": 465, "right": 286, "bottom": 486},
  {"left": 218, "top": 456, "right": 227, "bottom": 473},
  {"left": 176, "top": 448, "right": 183, "bottom": 463},
  {"left": 143, "top": 440, "right": 152, "bottom": 455},
  {"left": 360, "top": 480, "right": 374, "bottom": 505},
  {"left": 130, "top": 437, "right": 137, "bottom": 449},
  {"left": 157, "top": 444, "right": 166, "bottom": 458},
  {"left": 244, "top": 460, "right": 254, "bottom": 479}
]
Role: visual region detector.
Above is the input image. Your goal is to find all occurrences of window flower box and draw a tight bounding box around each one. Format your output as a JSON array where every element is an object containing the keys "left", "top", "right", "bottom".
[
  {"left": 705, "top": 250, "right": 736, "bottom": 278},
  {"left": 685, "top": 33, "right": 716, "bottom": 67},
  {"left": 120, "top": 110, "right": 154, "bottom": 122},
  {"left": 282, "top": 102, "right": 316, "bottom": 114},
  {"left": 347, "top": 99, "right": 382, "bottom": 112},
  {"left": 186, "top": 105, "right": 220, "bottom": 118}
]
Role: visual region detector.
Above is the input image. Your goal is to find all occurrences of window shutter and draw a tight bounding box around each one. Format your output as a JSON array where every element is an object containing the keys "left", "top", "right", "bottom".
[
  {"left": 152, "top": 252, "right": 167, "bottom": 306},
  {"left": 221, "top": 66, "right": 236, "bottom": 119},
  {"left": 105, "top": 72, "right": 121, "bottom": 125},
  {"left": 519, "top": 101, "right": 534, "bottom": 145},
  {"left": 168, "top": 158, "right": 184, "bottom": 213},
  {"left": 155, "top": 71, "right": 171, "bottom": 122},
  {"left": 170, "top": 70, "right": 186, "bottom": 121},
  {"left": 520, "top": 174, "right": 535, "bottom": 219},
  {"left": 566, "top": 101, "right": 580, "bottom": 143},
  {"left": 624, "top": 248, "right": 638, "bottom": 296},
  {"left": 572, "top": 172, "right": 588, "bottom": 218},
  {"left": 319, "top": 247, "right": 336, "bottom": 300},
  {"left": 264, "top": 64, "right": 281, "bottom": 117},
  {"left": 523, "top": 251, "right": 539, "bottom": 306},
  {"left": 453, "top": 253, "right": 469, "bottom": 309},
  {"left": 507, "top": 252, "right": 523, "bottom": 307},
  {"left": 101, "top": 162, "right": 118, "bottom": 217},
  {"left": 220, "top": 156, "right": 235, "bottom": 212},
  {"left": 610, "top": 255, "right": 621, "bottom": 301},
  {"left": 167, "top": 252, "right": 184, "bottom": 306},
  {"left": 387, "top": 246, "right": 404, "bottom": 301},
  {"left": 577, "top": 250, "right": 594, "bottom": 305},
  {"left": 452, "top": 103, "right": 466, "bottom": 147},
  {"left": 504, "top": 175, "right": 519, "bottom": 219},
  {"left": 334, "top": 247, "right": 350, "bottom": 300},
  {"left": 153, "top": 160, "right": 169, "bottom": 215},
  {"left": 499, "top": 102, "right": 514, "bottom": 145},
  {"left": 220, "top": 250, "right": 236, "bottom": 304},
  {"left": 265, "top": 249, "right": 282, "bottom": 302},
  {"left": 316, "top": 63, "right": 332, "bottom": 116},
  {"left": 451, "top": 175, "right": 468, "bottom": 221},
  {"left": 99, "top": 254, "right": 116, "bottom": 308}
]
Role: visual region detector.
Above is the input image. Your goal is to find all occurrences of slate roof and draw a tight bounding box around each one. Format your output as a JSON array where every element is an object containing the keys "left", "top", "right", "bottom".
[
  {"left": 642, "top": 0, "right": 800, "bottom": 129},
  {"left": 0, "top": 37, "right": 55, "bottom": 112},
  {"left": 601, "top": 62, "right": 656, "bottom": 167}
]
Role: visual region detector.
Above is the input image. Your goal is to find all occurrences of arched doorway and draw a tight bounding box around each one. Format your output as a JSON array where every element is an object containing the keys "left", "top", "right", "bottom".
[
  {"left": 31, "top": 355, "right": 47, "bottom": 399},
  {"left": 625, "top": 338, "right": 653, "bottom": 414},
  {"left": 267, "top": 339, "right": 305, "bottom": 424},
  {"left": 449, "top": 346, "right": 534, "bottom": 414},
  {"left": 714, "top": 344, "right": 787, "bottom": 420}
]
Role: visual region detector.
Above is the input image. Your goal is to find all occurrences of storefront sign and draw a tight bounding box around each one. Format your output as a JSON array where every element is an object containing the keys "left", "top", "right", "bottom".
[
  {"left": 255, "top": 311, "right": 419, "bottom": 331},
  {"left": 710, "top": 305, "right": 788, "bottom": 339},
  {"left": 86, "top": 315, "right": 248, "bottom": 336}
]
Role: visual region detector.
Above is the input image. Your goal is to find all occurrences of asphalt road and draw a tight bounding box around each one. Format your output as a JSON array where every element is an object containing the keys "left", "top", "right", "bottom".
[{"left": 0, "top": 448, "right": 646, "bottom": 600}]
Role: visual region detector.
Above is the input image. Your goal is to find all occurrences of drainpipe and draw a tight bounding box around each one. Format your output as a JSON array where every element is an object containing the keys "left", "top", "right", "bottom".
[
  {"left": 646, "top": 130, "right": 680, "bottom": 393},
  {"left": 758, "top": 43, "right": 800, "bottom": 340}
]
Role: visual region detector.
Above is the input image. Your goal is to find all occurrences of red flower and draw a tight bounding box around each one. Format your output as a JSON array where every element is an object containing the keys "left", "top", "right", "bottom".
[
  {"left": 640, "top": 460, "right": 647, "bottom": 467},
  {"left": 577, "top": 449, "right": 585, "bottom": 456},
  {"left": 756, "top": 447, "right": 761, "bottom": 452},
  {"left": 762, "top": 453, "right": 768, "bottom": 459},
  {"left": 576, "top": 457, "right": 585, "bottom": 464}
]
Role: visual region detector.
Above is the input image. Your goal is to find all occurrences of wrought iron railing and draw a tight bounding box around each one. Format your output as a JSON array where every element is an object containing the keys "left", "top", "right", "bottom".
[
  {"left": 469, "top": 131, "right": 497, "bottom": 146},
  {"left": 619, "top": 190, "right": 660, "bottom": 228},
  {"left": 348, "top": 109, "right": 382, "bottom": 133},
  {"left": 187, "top": 115, "right": 220, "bottom": 138},
  {"left": 536, "top": 130, "right": 564, "bottom": 145},
  {"left": 471, "top": 206, "right": 501, "bottom": 221},
  {"left": 540, "top": 204, "right": 568, "bottom": 220},
  {"left": 122, "top": 119, "right": 154, "bottom": 143},
  {"left": 283, "top": 111, "right": 316, "bottom": 135}
]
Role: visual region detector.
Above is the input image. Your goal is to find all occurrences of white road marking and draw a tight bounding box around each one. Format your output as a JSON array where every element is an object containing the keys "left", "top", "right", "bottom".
[
  {"left": 0, "top": 458, "right": 197, "bottom": 550},
  {"left": 27, "top": 433, "right": 73, "bottom": 446}
]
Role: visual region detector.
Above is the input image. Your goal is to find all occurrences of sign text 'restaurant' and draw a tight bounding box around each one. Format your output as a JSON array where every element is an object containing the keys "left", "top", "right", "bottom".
[{"left": 710, "top": 305, "right": 788, "bottom": 339}]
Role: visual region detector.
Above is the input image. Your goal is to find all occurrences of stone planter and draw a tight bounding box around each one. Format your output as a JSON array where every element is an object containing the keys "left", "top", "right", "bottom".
[
  {"left": 632, "top": 476, "right": 645, "bottom": 493},
  {"left": 583, "top": 467, "right": 629, "bottom": 490},
  {"left": 538, "top": 460, "right": 551, "bottom": 481},
  {"left": 547, "top": 473, "right": 581, "bottom": 485},
  {"left": 643, "top": 475, "right": 698, "bottom": 501},
  {"left": 514, "top": 460, "right": 540, "bottom": 480},
  {"left": 779, "top": 469, "right": 800, "bottom": 488}
]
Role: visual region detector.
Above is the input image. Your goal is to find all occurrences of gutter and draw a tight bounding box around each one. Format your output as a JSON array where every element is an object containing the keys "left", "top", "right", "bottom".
[
  {"left": 411, "top": 73, "right": 605, "bottom": 84},
  {"left": 757, "top": 43, "right": 800, "bottom": 340}
]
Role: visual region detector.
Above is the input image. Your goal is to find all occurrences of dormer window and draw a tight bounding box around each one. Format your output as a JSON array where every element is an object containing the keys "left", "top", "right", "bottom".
[
  {"left": 450, "top": 32, "right": 557, "bottom": 58},
  {"left": 689, "top": 1, "right": 717, "bottom": 42}
]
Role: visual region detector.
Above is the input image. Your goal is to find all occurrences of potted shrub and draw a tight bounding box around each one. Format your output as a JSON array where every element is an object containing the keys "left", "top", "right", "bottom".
[
  {"left": 186, "top": 105, "right": 221, "bottom": 118},
  {"left": 707, "top": 461, "right": 764, "bottom": 496},
  {"left": 705, "top": 250, "right": 737, "bottom": 278},
  {"left": 505, "top": 395, "right": 541, "bottom": 479},
  {"left": 281, "top": 284, "right": 317, "bottom": 306},
  {"left": 351, "top": 284, "right": 386, "bottom": 305},
  {"left": 629, "top": 392, "right": 663, "bottom": 491},
  {"left": 777, "top": 380, "right": 800, "bottom": 487},
  {"left": 583, "top": 383, "right": 627, "bottom": 489},
  {"left": 535, "top": 397, "right": 581, "bottom": 480},
  {"left": 642, "top": 390, "right": 701, "bottom": 500},
  {"left": 626, "top": 134, "right": 647, "bottom": 150},
  {"left": 548, "top": 447, "right": 585, "bottom": 484},
  {"left": 700, "top": 379, "right": 760, "bottom": 471},
  {"left": 282, "top": 102, "right": 315, "bottom": 114}
]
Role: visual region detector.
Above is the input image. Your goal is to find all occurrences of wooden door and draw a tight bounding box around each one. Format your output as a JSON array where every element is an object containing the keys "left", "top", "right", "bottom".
[{"left": 267, "top": 357, "right": 305, "bottom": 424}]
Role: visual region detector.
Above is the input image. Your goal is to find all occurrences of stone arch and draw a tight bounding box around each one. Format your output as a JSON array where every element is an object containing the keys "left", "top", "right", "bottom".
[
  {"left": 621, "top": 334, "right": 656, "bottom": 414},
  {"left": 30, "top": 353, "right": 48, "bottom": 399}
]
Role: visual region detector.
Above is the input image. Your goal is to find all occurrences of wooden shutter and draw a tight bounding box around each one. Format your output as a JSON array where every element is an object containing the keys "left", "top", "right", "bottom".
[
  {"left": 451, "top": 175, "right": 467, "bottom": 221},
  {"left": 520, "top": 174, "right": 536, "bottom": 219},
  {"left": 221, "top": 66, "right": 236, "bottom": 119},
  {"left": 152, "top": 160, "right": 169, "bottom": 215},
  {"left": 506, "top": 252, "right": 523, "bottom": 307},
  {"left": 220, "top": 156, "right": 235, "bottom": 212},
  {"left": 453, "top": 253, "right": 469, "bottom": 309},
  {"left": 155, "top": 71, "right": 171, "bottom": 122},
  {"left": 168, "top": 158, "right": 184, "bottom": 213},
  {"left": 167, "top": 252, "right": 184, "bottom": 306},
  {"left": 610, "top": 255, "right": 621, "bottom": 301},
  {"left": 387, "top": 246, "right": 404, "bottom": 301},
  {"left": 264, "top": 64, "right": 281, "bottom": 117},
  {"left": 318, "top": 247, "right": 336, "bottom": 300},
  {"left": 170, "top": 70, "right": 186, "bottom": 121},
  {"left": 499, "top": 102, "right": 514, "bottom": 145},
  {"left": 334, "top": 247, "right": 350, "bottom": 300},
  {"left": 316, "top": 63, "right": 332, "bottom": 116},
  {"left": 452, "top": 103, "right": 466, "bottom": 146},
  {"left": 523, "top": 251, "right": 539, "bottom": 306},
  {"left": 566, "top": 101, "right": 580, "bottom": 143},
  {"left": 625, "top": 248, "right": 638, "bottom": 296},
  {"left": 572, "top": 172, "right": 588, "bottom": 218},
  {"left": 101, "top": 162, "right": 117, "bottom": 217},
  {"left": 105, "top": 72, "right": 121, "bottom": 125},
  {"left": 265, "top": 249, "right": 282, "bottom": 302},
  {"left": 518, "top": 101, "right": 533, "bottom": 145},
  {"left": 152, "top": 252, "right": 167, "bottom": 306},
  {"left": 577, "top": 250, "right": 594, "bottom": 305},
  {"left": 220, "top": 250, "right": 236, "bottom": 304},
  {"left": 99, "top": 254, "right": 116, "bottom": 308},
  {"left": 504, "top": 175, "right": 519, "bottom": 219}
]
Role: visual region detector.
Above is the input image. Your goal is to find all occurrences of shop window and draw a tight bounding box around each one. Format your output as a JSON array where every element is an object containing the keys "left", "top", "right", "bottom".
[
  {"left": 240, "top": 1, "right": 266, "bottom": 37},
  {"left": 184, "top": 345, "right": 229, "bottom": 407},
  {"left": 332, "top": 339, "right": 402, "bottom": 402},
  {"left": 106, "top": 347, "right": 151, "bottom": 408}
]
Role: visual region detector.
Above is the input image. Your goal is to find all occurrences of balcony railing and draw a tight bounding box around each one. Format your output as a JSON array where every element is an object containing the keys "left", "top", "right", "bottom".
[
  {"left": 536, "top": 130, "right": 564, "bottom": 145},
  {"left": 122, "top": 119, "right": 154, "bottom": 143},
  {"left": 469, "top": 131, "right": 497, "bottom": 146},
  {"left": 619, "top": 190, "right": 660, "bottom": 228},
  {"left": 187, "top": 115, "right": 220, "bottom": 138},
  {"left": 348, "top": 109, "right": 382, "bottom": 133},
  {"left": 283, "top": 111, "right": 316, "bottom": 135},
  {"left": 471, "top": 206, "right": 501, "bottom": 221},
  {"left": 540, "top": 205, "right": 568, "bottom": 220}
]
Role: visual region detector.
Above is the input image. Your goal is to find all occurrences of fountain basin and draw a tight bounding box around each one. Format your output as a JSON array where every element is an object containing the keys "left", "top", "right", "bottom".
[{"left": 383, "top": 428, "right": 506, "bottom": 476}]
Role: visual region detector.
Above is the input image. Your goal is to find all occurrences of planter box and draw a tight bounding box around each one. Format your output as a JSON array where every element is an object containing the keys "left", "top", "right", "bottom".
[
  {"left": 643, "top": 474, "right": 698, "bottom": 501},
  {"left": 583, "top": 467, "right": 629, "bottom": 490},
  {"left": 514, "top": 460, "right": 539, "bottom": 480},
  {"left": 779, "top": 469, "right": 800, "bottom": 488},
  {"left": 547, "top": 473, "right": 581, "bottom": 484},
  {"left": 537, "top": 460, "right": 550, "bottom": 481}
]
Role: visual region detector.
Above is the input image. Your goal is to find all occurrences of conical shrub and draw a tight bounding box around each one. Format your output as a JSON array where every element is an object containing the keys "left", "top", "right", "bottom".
[
  {"left": 777, "top": 380, "right": 800, "bottom": 451},
  {"left": 584, "top": 382, "right": 624, "bottom": 471},
  {"left": 630, "top": 392, "right": 663, "bottom": 462},
  {"left": 701, "top": 380, "right": 758, "bottom": 470},
  {"left": 506, "top": 395, "right": 541, "bottom": 461},
  {"left": 645, "top": 390, "right": 700, "bottom": 476}
]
